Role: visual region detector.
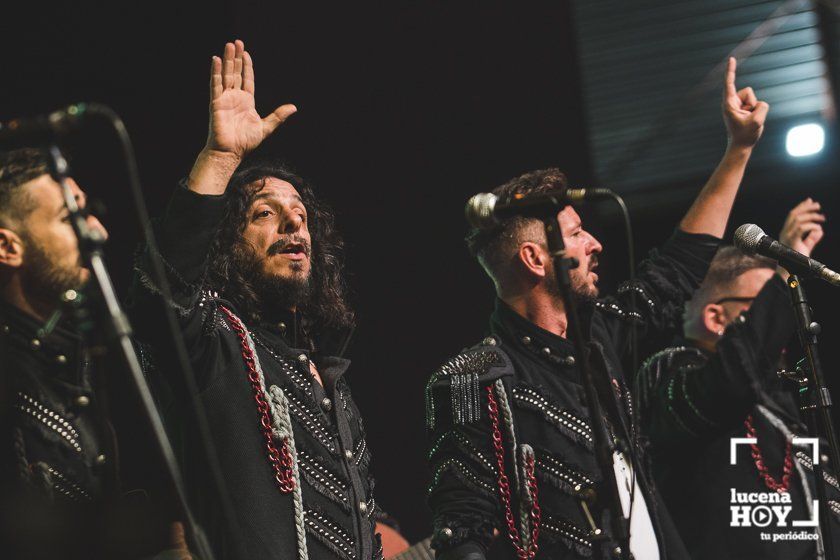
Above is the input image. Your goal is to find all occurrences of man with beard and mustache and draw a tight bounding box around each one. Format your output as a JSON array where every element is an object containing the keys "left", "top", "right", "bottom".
[
  {"left": 130, "top": 40, "right": 390, "bottom": 560},
  {"left": 425, "top": 58, "right": 768, "bottom": 560},
  {"left": 0, "top": 148, "right": 187, "bottom": 559}
]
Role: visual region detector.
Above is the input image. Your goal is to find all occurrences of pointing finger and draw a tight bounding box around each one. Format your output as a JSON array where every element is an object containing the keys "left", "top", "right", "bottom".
[{"left": 724, "top": 57, "right": 737, "bottom": 100}]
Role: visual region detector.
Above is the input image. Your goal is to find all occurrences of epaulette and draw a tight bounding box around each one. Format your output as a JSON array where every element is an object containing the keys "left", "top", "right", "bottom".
[
  {"left": 425, "top": 335, "right": 514, "bottom": 430},
  {"left": 636, "top": 345, "right": 706, "bottom": 410},
  {"left": 594, "top": 298, "right": 644, "bottom": 324}
]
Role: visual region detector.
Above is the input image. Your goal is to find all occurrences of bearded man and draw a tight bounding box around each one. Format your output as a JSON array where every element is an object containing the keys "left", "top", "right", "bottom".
[
  {"left": 425, "top": 58, "right": 767, "bottom": 559},
  {"left": 131, "top": 40, "right": 384, "bottom": 560},
  {"left": 0, "top": 148, "right": 185, "bottom": 558}
]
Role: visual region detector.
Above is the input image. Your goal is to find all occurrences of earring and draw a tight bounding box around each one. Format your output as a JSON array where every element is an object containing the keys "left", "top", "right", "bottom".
[{"left": 717, "top": 329, "right": 724, "bottom": 336}]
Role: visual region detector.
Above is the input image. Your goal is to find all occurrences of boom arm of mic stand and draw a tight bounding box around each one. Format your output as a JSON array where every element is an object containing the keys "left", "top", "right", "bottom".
[
  {"left": 788, "top": 275, "right": 838, "bottom": 560},
  {"left": 46, "top": 145, "right": 215, "bottom": 560},
  {"left": 543, "top": 216, "right": 631, "bottom": 560}
]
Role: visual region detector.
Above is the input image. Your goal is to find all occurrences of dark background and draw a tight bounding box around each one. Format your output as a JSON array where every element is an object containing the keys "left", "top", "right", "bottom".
[{"left": 2, "top": 0, "right": 838, "bottom": 544}]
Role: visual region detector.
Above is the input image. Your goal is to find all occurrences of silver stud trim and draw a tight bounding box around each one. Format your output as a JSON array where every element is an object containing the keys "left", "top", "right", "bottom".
[{"left": 16, "top": 392, "right": 81, "bottom": 452}]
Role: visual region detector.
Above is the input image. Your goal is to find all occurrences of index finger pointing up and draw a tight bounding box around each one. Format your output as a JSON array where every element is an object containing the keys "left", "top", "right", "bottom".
[{"left": 724, "top": 57, "right": 737, "bottom": 99}]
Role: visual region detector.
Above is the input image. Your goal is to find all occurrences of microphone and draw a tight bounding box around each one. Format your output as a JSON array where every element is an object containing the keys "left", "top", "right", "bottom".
[
  {"left": 465, "top": 187, "right": 613, "bottom": 230},
  {"left": 734, "top": 223, "right": 840, "bottom": 286},
  {"left": 0, "top": 103, "right": 94, "bottom": 150}
]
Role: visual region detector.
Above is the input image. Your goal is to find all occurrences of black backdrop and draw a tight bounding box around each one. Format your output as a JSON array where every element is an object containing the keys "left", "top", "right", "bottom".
[{"left": 2, "top": 1, "right": 838, "bottom": 543}]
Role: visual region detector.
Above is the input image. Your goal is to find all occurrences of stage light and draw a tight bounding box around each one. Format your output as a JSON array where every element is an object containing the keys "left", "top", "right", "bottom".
[{"left": 786, "top": 123, "right": 825, "bottom": 157}]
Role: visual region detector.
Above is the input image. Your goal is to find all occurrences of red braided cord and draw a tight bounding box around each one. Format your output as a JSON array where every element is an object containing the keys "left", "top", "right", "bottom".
[
  {"left": 487, "top": 385, "right": 540, "bottom": 559},
  {"left": 744, "top": 414, "right": 793, "bottom": 494},
  {"left": 220, "top": 306, "right": 295, "bottom": 493}
]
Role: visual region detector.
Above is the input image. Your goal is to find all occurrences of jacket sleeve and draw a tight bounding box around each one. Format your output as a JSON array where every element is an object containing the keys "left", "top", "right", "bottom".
[
  {"left": 425, "top": 342, "right": 514, "bottom": 559},
  {"left": 637, "top": 274, "right": 794, "bottom": 445},
  {"left": 128, "top": 181, "right": 230, "bottom": 388},
  {"left": 598, "top": 229, "right": 721, "bottom": 358}
]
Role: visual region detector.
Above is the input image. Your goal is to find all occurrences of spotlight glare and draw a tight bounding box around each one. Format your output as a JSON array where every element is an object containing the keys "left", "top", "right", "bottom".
[{"left": 786, "top": 123, "right": 825, "bottom": 157}]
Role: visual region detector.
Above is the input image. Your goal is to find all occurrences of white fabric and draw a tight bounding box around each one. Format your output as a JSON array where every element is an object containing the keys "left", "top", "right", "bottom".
[{"left": 612, "top": 451, "right": 660, "bottom": 560}]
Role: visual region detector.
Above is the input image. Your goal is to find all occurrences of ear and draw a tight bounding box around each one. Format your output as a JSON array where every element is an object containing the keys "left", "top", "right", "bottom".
[
  {"left": 702, "top": 303, "right": 727, "bottom": 336},
  {"left": 518, "top": 241, "right": 548, "bottom": 279},
  {"left": 0, "top": 228, "right": 24, "bottom": 269}
]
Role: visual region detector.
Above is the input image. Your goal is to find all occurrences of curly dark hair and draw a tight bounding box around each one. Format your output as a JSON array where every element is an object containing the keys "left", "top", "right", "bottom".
[
  {"left": 466, "top": 168, "right": 568, "bottom": 278},
  {"left": 206, "top": 157, "right": 355, "bottom": 339}
]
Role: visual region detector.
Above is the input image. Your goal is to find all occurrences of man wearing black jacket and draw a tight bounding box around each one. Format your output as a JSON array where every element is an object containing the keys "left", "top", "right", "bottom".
[
  {"left": 0, "top": 148, "right": 184, "bottom": 559},
  {"left": 637, "top": 199, "right": 840, "bottom": 559},
  {"left": 425, "top": 58, "right": 767, "bottom": 559},
  {"left": 131, "top": 40, "right": 383, "bottom": 559}
]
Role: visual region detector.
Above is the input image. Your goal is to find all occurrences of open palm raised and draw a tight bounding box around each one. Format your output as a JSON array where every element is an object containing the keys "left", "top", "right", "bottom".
[{"left": 206, "top": 40, "right": 297, "bottom": 158}]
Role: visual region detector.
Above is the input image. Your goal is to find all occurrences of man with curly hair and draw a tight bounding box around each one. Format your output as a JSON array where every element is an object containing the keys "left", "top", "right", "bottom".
[{"left": 132, "top": 41, "right": 387, "bottom": 560}]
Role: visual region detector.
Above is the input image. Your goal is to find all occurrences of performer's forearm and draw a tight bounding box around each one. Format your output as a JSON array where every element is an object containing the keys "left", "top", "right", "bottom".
[
  {"left": 187, "top": 148, "right": 242, "bottom": 196},
  {"left": 678, "top": 144, "right": 752, "bottom": 237}
]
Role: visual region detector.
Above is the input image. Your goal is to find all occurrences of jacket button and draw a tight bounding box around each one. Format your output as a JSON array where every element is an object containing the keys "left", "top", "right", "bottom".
[
  {"left": 55, "top": 355, "right": 68, "bottom": 365},
  {"left": 298, "top": 354, "right": 308, "bottom": 364},
  {"left": 30, "top": 339, "right": 41, "bottom": 350},
  {"left": 565, "top": 356, "right": 576, "bottom": 366},
  {"left": 358, "top": 501, "right": 368, "bottom": 515},
  {"left": 95, "top": 454, "right": 107, "bottom": 466},
  {"left": 344, "top": 449, "right": 354, "bottom": 461},
  {"left": 75, "top": 395, "right": 90, "bottom": 407},
  {"left": 320, "top": 397, "right": 332, "bottom": 412}
]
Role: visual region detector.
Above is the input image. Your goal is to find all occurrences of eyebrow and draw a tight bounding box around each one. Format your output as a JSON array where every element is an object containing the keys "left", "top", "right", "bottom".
[{"left": 253, "top": 192, "right": 303, "bottom": 204}]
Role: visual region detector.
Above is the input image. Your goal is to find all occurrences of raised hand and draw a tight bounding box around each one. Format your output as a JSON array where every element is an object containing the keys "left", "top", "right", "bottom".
[
  {"left": 722, "top": 57, "right": 769, "bottom": 149},
  {"left": 206, "top": 40, "right": 297, "bottom": 158},
  {"left": 189, "top": 40, "right": 296, "bottom": 195},
  {"left": 779, "top": 198, "right": 825, "bottom": 257}
]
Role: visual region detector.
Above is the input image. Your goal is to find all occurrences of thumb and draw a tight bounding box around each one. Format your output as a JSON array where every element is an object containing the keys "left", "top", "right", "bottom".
[{"left": 262, "top": 104, "right": 298, "bottom": 137}]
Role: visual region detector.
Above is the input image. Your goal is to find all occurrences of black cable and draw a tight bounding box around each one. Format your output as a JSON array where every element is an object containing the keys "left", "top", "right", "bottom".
[
  {"left": 85, "top": 103, "right": 240, "bottom": 557},
  {"left": 604, "top": 190, "right": 641, "bottom": 548}
]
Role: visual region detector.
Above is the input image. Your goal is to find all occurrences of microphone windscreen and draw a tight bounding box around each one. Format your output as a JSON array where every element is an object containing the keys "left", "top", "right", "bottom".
[
  {"left": 465, "top": 192, "right": 498, "bottom": 230},
  {"left": 733, "top": 223, "right": 766, "bottom": 255}
]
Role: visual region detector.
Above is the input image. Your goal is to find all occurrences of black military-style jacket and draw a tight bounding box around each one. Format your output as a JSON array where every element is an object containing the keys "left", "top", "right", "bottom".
[
  {"left": 637, "top": 274, "right": 840, "bottom": 559},
  {"left": 130, "top": 183, "right": 381, "bottom": 560},
  {"left": 0, "top": 300, "right": 116, "bottom": 503},
  {"left": 427, "top": 230, "right": 719, "bottom": 559}
]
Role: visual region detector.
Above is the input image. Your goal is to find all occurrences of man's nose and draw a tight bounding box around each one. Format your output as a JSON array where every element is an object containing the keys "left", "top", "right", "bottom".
[
  {"left": 586, "top": 232, "right": 603, "bottom": 253},
  {"left": 280, "top": 211, "right": 303, "bottom": 234}
]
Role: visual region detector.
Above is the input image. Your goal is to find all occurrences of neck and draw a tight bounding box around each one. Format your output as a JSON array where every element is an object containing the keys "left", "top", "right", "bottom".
[
  {"left": 2, "top": 276, "right": 56, "bottom": 323},
  {"left": 503, "top": 289, "right": 568, "bottom": 338},
  {"left": 687, "top": 335, "right": 717, "bottom": 353}
]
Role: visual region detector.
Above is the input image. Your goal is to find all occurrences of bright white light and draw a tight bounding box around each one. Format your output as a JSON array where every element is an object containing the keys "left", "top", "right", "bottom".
[{"left": 786, "top": 123, "right": 825, "bottom": 157}]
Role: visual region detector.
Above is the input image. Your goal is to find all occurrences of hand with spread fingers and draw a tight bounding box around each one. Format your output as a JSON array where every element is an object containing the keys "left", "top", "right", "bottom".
[
  {"left": 722, "top": 57, "right": 769, "bottom": 149},
  {"left": 189, "top": 40, "right": 296, "bottom": 195},
  {"left": 779, "top": 198, "right": 826, "bottom": 257}
]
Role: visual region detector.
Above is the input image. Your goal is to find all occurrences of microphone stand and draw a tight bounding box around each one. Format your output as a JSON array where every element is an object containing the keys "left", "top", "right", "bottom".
[
  {"left": 543, "top": 215, "right": 631, "bottom": 560},
  {"left": 45, "top": 145, "right": 215, "bottom": 560},
  {"left": 787, "top": 274, "right": 838, "bottom": 559}
]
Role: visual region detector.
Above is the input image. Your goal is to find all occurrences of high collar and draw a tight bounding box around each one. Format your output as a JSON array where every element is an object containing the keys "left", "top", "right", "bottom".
[
  {"left": 490, "top": 298, "right": 577, "bottom": 367},
  {"left": 258, "top": 305, "right": 308, "bottom": 349},
  {"left": 0, "top": 300, "right": 84, "bottom": 382}
]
